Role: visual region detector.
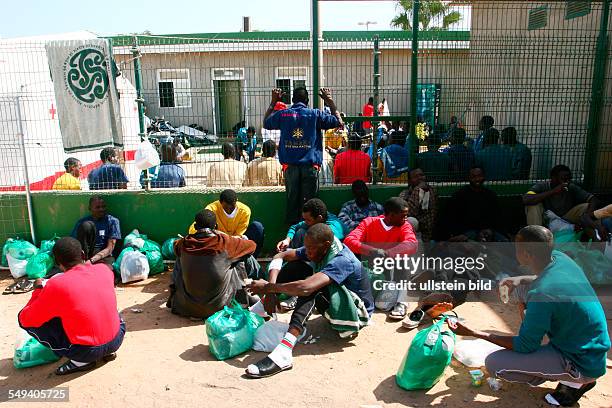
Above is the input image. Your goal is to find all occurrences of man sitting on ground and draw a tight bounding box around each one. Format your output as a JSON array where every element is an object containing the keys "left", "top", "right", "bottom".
[
  {"left": 475, "top": 128, "right": 513, "bottom": 181},
  {"left": 337, "top": 180, "right": 384, "bottom": 233},
  {"left": 189, "top": 189, "right": 264, "bottom": 258},
  {"left": 243, "top": 140, "right": 283, "bottom": 187},
  {"left": 71, "top": 196, "right": 121, "bottom": 267},
  {"left": 416, "top": 135, "right": 449, "bottom": 182},
  {"left": 168, "top": 210, "right": 258, "bottom": 319},
  {"left": 18, "top": 237, "right": 125, "bottom": 375},
  {"left": 344, "top": 197, "right": 418, "bottom": 320},
  {"left": 149, "top": 143, "right": 186, "bottom": 188},
  {"left": 245, "top": 223, "right": 374, "bottom": 378},
  {"left": 276, "top": 198, "right": 345, "bottom": 251},
  {"left": 88, "top": 147, "right": 129, "bottom": 190},
  {"left": 333, "top": 134, "right": 371, "bottom": 184},
  {"left": 446, "top": 127, "right": 474, "bottom": 181},
  {"left": 449, "top": 226, "right": 610, "bottom": 407},
  {"left": 52, "top": 158, "right": 82, "bottom": 190},
  {"left": 399, "top": 168, "right": 438, "bottom": 243},
  {"left": 524, "top": 165, "right": 605, "bottom": 237},
  {"left": 207, "top": 143, "right": 247, "bottom": 188},
  {"left": 501, "top": 126, "right": 532, "bottom": 180},
  {"left": 448, "top": 166, "right": 507, "bottom": 242}
]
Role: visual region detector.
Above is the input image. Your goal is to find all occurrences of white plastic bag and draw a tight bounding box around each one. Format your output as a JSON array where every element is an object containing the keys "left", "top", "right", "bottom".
[
  {"left": 6, "top": 253, "right": 28, "bottom": 279},
  {"left": 120, "top": 250, "right": 150, "bottom": 284},
  {"left": 453, "top": 338, "right": 503, "bottom": 367},
  {"left": 252, "top": 320, "right": 290, "bottom": 352},
  {"left": 545, "top": 210, "right": 574, "bottom": 233},
  {"left": 134, "top": 140, "right": 161, "bottom": 170}
]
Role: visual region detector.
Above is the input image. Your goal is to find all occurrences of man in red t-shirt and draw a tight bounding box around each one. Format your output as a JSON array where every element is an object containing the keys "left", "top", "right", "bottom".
[
  {"left": 344, "top": 197, "right": 418, "bottom": 320},
  {"left": 333, "top": 135, "right": 371, "bottom": 184},
  {"left": 362, "top": 97, "right": 374, "bottom": 131},
  {"left": 18, "top": 237, "right": 125, "bottom": 376}
]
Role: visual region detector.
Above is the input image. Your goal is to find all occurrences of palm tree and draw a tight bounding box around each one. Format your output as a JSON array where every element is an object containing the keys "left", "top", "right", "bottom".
[{"left": 391, "top": 0, "right": 462, "bottom": 31}]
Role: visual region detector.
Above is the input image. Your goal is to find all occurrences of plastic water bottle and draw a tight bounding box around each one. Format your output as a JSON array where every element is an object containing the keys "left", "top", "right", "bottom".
[{"left": 487, "top": 377, "right": 502, "bottom": 391}]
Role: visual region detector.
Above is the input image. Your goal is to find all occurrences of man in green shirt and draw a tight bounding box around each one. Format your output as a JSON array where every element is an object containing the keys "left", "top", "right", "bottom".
[{"left": 449, "top": 225, "right": 610, "bottom": 407}]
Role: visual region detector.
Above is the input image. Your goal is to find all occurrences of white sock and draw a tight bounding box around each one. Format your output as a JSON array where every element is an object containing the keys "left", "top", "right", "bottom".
[
  {"left": 247, "top": 332, "right": 297, "bottom": 374},
  {"left": 544, "top": 394, "right": 560, "bottom": 406},
  {"left": 70, "top": 360, "right": 89, "bottom": 367},
  {"left": 559, "top": 380, "right": 583, "bottom": 389}
]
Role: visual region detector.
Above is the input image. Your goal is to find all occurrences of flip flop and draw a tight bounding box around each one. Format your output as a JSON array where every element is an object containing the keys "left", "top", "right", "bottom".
[
  {"left": 388, "top": 303, "right": 408, "bottom": 320},
  {"left": 55, "top": 360, "right": 97, "bottom": 376},
  {"left": 2, "top": 281, "right": 20, "bottom": 295},
  {"left": 245, "top": 357, "right": 292, "bottom": 379},
  {"left": 14, "top": 279, "right": 35, "bottom": 294},
  {"left": 426, "top": 302, "right": 454, "bottom": 319}
]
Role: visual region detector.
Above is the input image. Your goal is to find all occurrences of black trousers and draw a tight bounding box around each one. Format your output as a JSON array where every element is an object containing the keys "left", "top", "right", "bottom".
[
  {"left": 284, "top": 165, "right": 319, "bottom": 224},
  {"left": 24, "top": 318, "right": 125, "bottom": 363},
  {"left": 75, "top": 221, "right": 115, "bottom": 266},
  {"left": 275, "top": 260, "right": 330, "bottom": 333}
]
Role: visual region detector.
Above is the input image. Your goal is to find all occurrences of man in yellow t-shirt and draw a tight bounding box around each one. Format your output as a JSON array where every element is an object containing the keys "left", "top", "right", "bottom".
[
  {"left": 52, "top": 158, "right": 82, "bottom": 190},
  {"left": 189, "top": 189, "right": 264, "bottom": 257}
]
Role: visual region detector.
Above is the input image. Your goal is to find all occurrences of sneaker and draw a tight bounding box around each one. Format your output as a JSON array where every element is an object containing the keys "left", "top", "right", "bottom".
[
  {"left": 388, "top": 303, "right": 408, "bottom": 320},
  {"left": 402, "top": 308, "right": 426, "bottom": 329},
  {"left": 280, "top": 296, "right": 297, "bottom": 311},
  {"left": 545, "top": 382, "right": 596, "bottom": 407}
]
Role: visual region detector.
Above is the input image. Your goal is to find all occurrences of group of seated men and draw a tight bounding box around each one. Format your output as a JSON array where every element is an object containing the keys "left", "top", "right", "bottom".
[{"left": 16, "top": 183, "right": 611, "bottom": 408}]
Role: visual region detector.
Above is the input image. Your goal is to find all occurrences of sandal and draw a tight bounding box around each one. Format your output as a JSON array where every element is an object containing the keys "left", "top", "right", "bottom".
[
  {"left": 14, "top": 279, "right": 35, "bottom": 294},
  {"left": 55, "top": 360, "right": 97, "bottom": 376},
  {"left": 388, "top": 303, "right": 408, "bottom": 320},
  {"left": 245, "top": 357, "right": 292, "bottom": 379},
  {"left": 2, "top": 281, "right": 21, "bottom": 295}
]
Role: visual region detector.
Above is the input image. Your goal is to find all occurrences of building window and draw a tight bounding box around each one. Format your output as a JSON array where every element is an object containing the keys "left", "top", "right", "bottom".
[
  {"left": 157, "top": 69, "right": 191, "bottom": 108},
  {"left": 275, "top": 67, "right": 308, "bottom": 105},
  {"left": 565, "top": 1, "right": 591, "bottom": 20},
  {"left": 528, "top": 5, "right": 548, "bottom": 30}
]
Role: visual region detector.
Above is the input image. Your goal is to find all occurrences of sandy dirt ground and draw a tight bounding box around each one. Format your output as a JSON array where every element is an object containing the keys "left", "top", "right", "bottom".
[{"left": 1, "top": 269, "right": 611, "bottom": 408}]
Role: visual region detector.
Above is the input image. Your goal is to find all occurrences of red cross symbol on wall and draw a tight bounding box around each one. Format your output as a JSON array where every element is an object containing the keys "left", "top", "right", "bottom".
[{"left": 49, "top": 104, "right": 56, "bottom": 119}]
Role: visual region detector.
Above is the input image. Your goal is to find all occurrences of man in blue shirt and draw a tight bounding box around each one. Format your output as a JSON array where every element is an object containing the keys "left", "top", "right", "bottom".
[
  {"left": 245, "top": 223, "right": 374, "bottom": 378},
  {"left": 71, "top": 196, "right": 122, "bottom": 268},
  {"left": 148, "top": 143, "right": 186, "bottom": 188},
  {"left": 445, "top": 127, "right": 474, "bottom": 181},
  {"left": 88, "top": 147, "right": 129, "bottom": 190},
  {"left": 501, "top": 126, "right": 532, "bottom": 180},
  {"left": 449, "top": 225, "right": 610, "bottom": 407},
  {"left": 471, "top": 115, "right": 495, "bottom": 153},
  {"left": 338, "top": 180, "right": 384, "bottom": 233},
  {"left": 475, "top": 128, "right": 514, "bottom": 181},
  {"left": 263, "top": 87, "right": 343, "bottom": 224}
]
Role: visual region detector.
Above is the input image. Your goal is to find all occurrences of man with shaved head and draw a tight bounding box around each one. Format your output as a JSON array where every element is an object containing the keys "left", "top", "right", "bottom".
[
  {"left": 245, "top": 223, "right": 374, "bottom": 378},
  {"left": 449, "top": 226, "right": 610, "bottom": 407}
]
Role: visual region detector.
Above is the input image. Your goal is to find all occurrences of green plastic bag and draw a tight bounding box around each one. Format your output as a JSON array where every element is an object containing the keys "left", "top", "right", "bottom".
[
  {"left": 206, "top": 300, "right": 264, "bottom": 360},
  {"left": 396, "top": 316, "right": 456, "bottom": 390},
  {"left": 144, "top": 248, "right": 164, "bottom": 275},
  {"left": 142, "top": 238, "right": 161, "bottom": 252},
  {"left": 6, "top": 239, "right": 38, "bottom": 260},
  {"left": 2, "top": 238, "right": 16, "bottom": 267},
  {"left": 113, "top": 247, "right": 135, "bottom": 274},
  {"left": 14, "top": 335, "right": 60, "bottom": 369},
  {"left": 39, "top": 235, "right": 59, "bottom": 253},
  {"left": 25, "top": 252, "right": 55, "bottom": 279},
  {"left": 161, "top": 238, "right": 177, "bottom": 260},
  {"left": 124, "top": 229, "right": 145, "bottom": 249}
]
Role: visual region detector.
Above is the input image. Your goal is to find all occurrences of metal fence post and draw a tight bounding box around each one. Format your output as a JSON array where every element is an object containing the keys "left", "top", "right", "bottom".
[
  {"left": 409, "top": 0, "right": 420, "bottom": 169},
  {"left": 372, "top": 35, "right": 381, "bottom": 184},
  {"left": 584, "top": 0, "right": 610, "bottom": 190},
  {"left": 15, "top": 96, "right": 36, "bottom": 244},
  {"left": 311, "top": 0, "right": 321, "bottom": 109},
  {"left": 131, "top": 36, "right": 149, "bottom": 190}
]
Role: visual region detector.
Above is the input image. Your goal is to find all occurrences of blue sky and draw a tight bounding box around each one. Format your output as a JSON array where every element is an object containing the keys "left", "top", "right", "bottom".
[{"left": 2, "top": 0, "right": 406, "bottom": 38}]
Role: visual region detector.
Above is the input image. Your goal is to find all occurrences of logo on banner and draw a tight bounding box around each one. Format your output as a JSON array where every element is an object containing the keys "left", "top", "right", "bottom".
[{"left": 63, "top": 45, "right": 109, "bottom": 107}]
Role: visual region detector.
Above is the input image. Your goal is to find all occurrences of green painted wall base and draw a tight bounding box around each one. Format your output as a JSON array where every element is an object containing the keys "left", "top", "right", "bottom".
[{"left": 9, "top": 183, "right": 532, "bottom": 255}]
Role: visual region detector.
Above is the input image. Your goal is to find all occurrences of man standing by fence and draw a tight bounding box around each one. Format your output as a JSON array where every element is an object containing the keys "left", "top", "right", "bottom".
[{"left": 263, "top": 87, "right": 343, "bottom": 224}]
